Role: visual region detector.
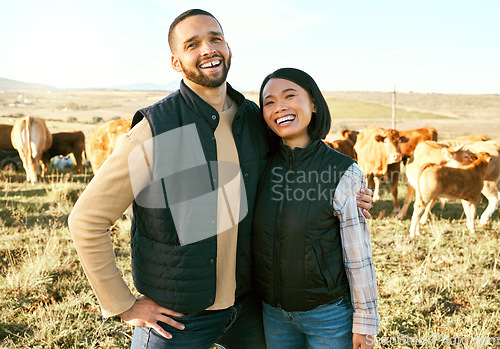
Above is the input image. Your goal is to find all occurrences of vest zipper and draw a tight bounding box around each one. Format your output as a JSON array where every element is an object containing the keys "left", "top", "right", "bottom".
[{"left": 273, "top": 153, "right": 294, "bottom": 307}]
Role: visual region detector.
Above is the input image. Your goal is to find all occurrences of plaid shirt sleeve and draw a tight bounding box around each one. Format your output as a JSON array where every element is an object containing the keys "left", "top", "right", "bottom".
[{"left": 332, "top": 163, "right": 380, "bottom": 335}]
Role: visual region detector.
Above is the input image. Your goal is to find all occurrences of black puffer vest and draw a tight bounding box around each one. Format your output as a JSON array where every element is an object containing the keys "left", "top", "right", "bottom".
[
  {"left": 252, "top": 140, "right": 355, "bottom": 311},
  {"left": 130, "top": 81, "right": 268, "bottom": 313}
]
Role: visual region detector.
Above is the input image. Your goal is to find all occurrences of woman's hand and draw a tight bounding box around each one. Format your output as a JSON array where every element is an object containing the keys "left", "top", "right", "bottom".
[
  {"left": 119, "top": 296, "right": 185, "bottom": 339},
  {"left": 353, "top": 333, "right": 375, "bottom": 349},
  {"left": 356, "top": 188, "right": 373, "bottom": 219}
]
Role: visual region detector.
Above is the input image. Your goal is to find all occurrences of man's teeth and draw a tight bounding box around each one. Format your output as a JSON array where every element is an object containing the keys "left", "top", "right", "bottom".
[
  {"left": 276, "top": 116, "right": 296, "bottom": 125},
  {"left": 200, "top": 60, "right": 221, "bottom": 69}
]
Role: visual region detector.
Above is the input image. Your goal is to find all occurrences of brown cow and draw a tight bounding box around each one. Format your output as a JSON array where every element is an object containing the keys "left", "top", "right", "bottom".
[
  {"left": 11, "top": 116, "right": 52, "bottom": 183},
  {"left": 354, "top": 125, "right": 407, "bottom": 214},
  {"left": 0, "top": 124, "right": 15, "bottom": 150},
  {"left": 398, "top": 141, "right": 475, "bottom": 220},
  {"left": 42, "top": 131, "right": 86, "bottom": 174},
  {"left": 398, "top": 127, "right": 438, "bottom": 163},
  {"left": 409, "top": 152, "right": 491, "bottom": 236},
  {"left": 323, "top": 139, "right": 357, "bottom": 159},
  {"left": 340, "top": 129, "right": 359, "bottom": 145},
  {"left": 89, "top": 118, "right": 132, "bottom": 174}
]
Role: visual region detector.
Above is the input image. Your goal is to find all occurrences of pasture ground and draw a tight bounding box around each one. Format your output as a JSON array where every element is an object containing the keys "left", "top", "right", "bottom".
[{"left": 0, "top": 89, "right": 499, "bottom": 347}]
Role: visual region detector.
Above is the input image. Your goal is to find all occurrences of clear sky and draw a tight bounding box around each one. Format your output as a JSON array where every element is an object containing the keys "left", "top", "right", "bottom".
[{"left": 1, "top": 0, "right": 498, "bottom": 94}]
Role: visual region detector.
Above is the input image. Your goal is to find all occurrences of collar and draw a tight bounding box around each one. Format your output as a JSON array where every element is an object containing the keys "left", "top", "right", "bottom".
[
  {"left": 279, "top": 140, "right": 322, "bottom": 164},
  {"left": 179, "top": 80, "right": 245, "bottom": 121}
]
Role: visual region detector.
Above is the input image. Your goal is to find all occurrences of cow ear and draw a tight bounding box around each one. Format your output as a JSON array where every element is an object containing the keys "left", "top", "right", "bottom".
[
  {"left": 441, "top": 148, "right": 453, "bottom": 162},
  {"left": 374, "top": 135, "right": 384, "bottom": 142},
  {"left": 400, "top": 136, "right": 409, "bottom": 143}
]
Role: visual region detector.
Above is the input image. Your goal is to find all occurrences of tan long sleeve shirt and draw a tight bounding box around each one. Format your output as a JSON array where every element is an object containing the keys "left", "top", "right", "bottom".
[{"left": 69, "top": 102, "right": 240, "bottom": 317}]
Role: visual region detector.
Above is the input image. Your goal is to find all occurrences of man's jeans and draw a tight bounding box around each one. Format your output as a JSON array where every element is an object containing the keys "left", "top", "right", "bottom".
[
  {"left": 130, "top": 291, "right": 266, "bottom": 349},
  {"left": 262, "top": 293, "right": 354, "bottom": 349}
]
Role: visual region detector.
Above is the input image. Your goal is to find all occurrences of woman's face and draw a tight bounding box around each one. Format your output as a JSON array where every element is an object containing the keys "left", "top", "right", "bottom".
[{"left": 261, "top": 78, "right": 315, "bottom": 148}]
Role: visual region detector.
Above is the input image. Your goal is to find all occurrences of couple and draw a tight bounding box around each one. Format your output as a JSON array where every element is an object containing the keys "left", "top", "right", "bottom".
[{"left": 69, "top": 9, "right": 379, "bottom": 349}]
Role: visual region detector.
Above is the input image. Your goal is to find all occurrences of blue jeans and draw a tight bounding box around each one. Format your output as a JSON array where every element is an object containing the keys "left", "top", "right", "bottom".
[
  {"left": 262, "top": 293, "right": 354, "bottom": 349},
  {"left": 130, "top": 291, "right": 266, "bottom": 349}
]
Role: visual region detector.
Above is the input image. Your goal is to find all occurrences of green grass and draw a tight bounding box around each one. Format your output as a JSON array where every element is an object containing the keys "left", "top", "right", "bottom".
[
  {"left": 0, "top": 170, "right": 499, "bottom": 348},
  {"left": 325, "top": 97, "right": 452, "bottom": 120}
]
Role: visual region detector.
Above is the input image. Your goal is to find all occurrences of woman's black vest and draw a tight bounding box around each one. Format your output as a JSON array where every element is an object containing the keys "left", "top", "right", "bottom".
[
  {"left": 130, "top": 81, "right": 267, "bottom": 313},
  {"left": 252, "top": 140, "right": 355, "bottom": 311}
]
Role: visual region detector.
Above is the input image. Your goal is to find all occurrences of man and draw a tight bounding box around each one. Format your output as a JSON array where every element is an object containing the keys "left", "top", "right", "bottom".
[{"left": 69, "top": 9, "right": 374, "bottom": 348}]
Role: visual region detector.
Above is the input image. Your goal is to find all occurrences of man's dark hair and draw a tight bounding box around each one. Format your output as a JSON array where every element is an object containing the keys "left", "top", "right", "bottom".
[
  {"left": 259, "top": 67, "right": 332, "bottom": 152},
  {"left": 168, "top": 9, "right": 223, "bottom": 52}
]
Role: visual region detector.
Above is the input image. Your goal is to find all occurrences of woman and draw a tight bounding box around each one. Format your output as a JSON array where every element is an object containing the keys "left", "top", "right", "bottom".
[{"left": 252, "top": 68, "right": 379, "bottom": 349}]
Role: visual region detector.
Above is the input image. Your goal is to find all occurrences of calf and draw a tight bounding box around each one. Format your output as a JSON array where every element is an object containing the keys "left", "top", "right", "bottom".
[
  {"left": 409, "top": 152, "right": 491, "bottom": 237},
  {"left": 398, "top": 141, "right": 474, "bottom": 219},
  {"left": 462, "top": 140, "right": 500, "bottom": 226}
]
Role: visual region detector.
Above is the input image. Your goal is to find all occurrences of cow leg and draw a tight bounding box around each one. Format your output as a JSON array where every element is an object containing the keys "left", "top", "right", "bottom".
[
  {"left": 372, "top": 175, "right": 381, "bottom": 203},
  {"left": 18, "top": 152, "right": 31, "bottom": 183},
  {"left": 479, "top": 181, "right": 499, "bottom": 226},
  {"left": 390, "top": 170, "right": 400, "bottom": 214},
  {"left": 410, "top": 197, "right": 427, "bottom": 237},
  {"left": 462, "top": 200, "right": 477, "bottom": 233},
  {"left": 398, "top": 184, "right": 414, "bottom": 220},
  {"left": 74, "top": 151, "right": 83, "bottom": 173},
  {"left": 420, "top": 198, "right": 437, "bottom": 225}
]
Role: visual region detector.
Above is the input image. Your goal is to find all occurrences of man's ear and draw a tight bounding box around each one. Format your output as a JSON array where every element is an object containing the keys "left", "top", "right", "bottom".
[{"left": 171, "top": 55, "right": 183, "bottom": 73}]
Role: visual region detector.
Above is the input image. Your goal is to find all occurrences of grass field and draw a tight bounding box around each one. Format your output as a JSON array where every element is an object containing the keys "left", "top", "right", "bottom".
[{"left": 1, "top": 89, "right": 500, "bottom": 347}]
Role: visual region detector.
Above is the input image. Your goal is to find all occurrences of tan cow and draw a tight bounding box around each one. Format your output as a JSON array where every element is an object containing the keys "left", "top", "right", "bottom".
[
  {"left": 0, "top": 124, "right": 15, "bottom": 150},
  {"left": 323, "top": 139, "right": 357, "bottom": 159},
  {"left": 398, "top": 141, "right": 475, "bottom": 220},
  {"left": 461, "top": 140, "right": 500, "bottom": 226},
  {"left": 354, "top": 125, "right": 407, "bottom": 213},
  {"left": 410, "top": 152, "right": 491, "bottom": 236},
  {"left": 11, "top": 116, "right": 52, "bottom": 183},
  {"left": 89, "top": 118, "right": 132, "bottom": 174},
  {"left": 397, "top": 127, "right": 438, "bottom": 163},
  {"left": 42, "top": 131, "right": 86, "bottom": 174}
]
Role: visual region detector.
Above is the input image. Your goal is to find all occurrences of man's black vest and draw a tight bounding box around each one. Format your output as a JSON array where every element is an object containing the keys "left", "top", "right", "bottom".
[
  {"left": 130, "top": 81, "right": 267, "bottom": 313},
  {"left": 252, "top": 140, "right": 355, "bottom": 311}
]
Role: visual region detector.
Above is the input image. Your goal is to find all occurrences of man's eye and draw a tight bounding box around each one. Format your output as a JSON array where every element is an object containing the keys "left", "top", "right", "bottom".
[{"left": 187, "top": 43, "right": 197, "bottom": 49}]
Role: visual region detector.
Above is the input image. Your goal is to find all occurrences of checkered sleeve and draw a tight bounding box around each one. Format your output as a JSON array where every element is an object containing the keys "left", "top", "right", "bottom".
[{"left": 332, "top": 163, "right": 380, "bottom": 335}]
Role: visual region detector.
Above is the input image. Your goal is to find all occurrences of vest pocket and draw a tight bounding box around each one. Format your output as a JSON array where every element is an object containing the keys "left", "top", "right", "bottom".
[{"left": 312, "top": 243, "right": 335, "bottom": 290}]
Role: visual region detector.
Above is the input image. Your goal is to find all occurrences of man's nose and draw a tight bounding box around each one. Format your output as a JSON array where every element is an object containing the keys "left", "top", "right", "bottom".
[{"left": 200, "top": 40, "right": 216, "bottom": 55}]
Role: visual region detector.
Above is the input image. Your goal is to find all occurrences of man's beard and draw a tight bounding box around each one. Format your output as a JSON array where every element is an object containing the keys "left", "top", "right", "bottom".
[{"left": 181, "top": 54, "right": 231, "bottom": 88}]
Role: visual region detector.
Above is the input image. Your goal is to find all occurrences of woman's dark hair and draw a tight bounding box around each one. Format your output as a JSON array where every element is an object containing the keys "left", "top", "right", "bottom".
[{"left": 259, "top": 68, "right": 331, "bottom": 151}]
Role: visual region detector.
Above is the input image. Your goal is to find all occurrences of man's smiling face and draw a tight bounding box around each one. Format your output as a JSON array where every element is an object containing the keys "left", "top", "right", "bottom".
[{"left": 171, "top": 15, "right": 231, "bottom": 88}]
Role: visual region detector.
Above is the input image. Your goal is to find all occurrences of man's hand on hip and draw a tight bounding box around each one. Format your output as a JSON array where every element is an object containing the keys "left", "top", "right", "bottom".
[{"left": 120, "top": 296, "right": 185, "bottom": 339}]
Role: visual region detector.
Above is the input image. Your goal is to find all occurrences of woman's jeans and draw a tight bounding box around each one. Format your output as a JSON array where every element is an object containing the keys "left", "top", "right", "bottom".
[
  {"left": 130, "top": 291, "right": 266, "bottom": 349},
  {"left": 262, "top": 293, "right": 354, "bottom": 349}
]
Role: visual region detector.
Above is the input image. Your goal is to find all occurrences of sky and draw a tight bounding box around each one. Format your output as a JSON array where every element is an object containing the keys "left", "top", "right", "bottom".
[{"left": 1, "top": 0, "right": 499, "bottom": 94}]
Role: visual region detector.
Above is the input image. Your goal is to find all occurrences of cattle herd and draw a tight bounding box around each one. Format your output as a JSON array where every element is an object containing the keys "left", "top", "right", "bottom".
[
  {"left": 1, "top": 115, "right": 499, "bottom": 236},
  {"left": 327, "top": 125, "right": 500, "bottom": 236}
]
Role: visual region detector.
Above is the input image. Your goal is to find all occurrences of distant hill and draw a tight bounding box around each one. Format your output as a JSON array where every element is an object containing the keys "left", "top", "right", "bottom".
[
  {"left": 0, "top": 78, "right": 58, "bottom": 91},
  {"left": 114, "top": 81, "right": 180, "bottom": 91}
]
